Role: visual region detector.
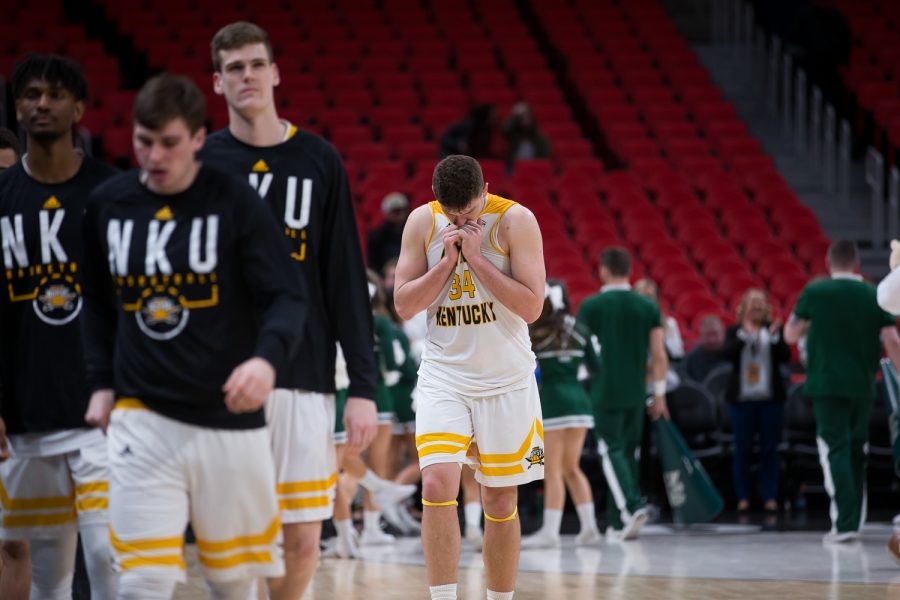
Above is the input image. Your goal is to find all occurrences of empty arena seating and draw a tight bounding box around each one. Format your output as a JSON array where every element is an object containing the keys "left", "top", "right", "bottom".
[{"left": 0, "top": 0, "right": 832, "bottom": 347}]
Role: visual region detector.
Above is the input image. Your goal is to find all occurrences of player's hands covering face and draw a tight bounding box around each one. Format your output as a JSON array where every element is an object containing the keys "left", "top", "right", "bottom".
[{"left": 456, "top": 219, "right": 484, "bottom": 261}]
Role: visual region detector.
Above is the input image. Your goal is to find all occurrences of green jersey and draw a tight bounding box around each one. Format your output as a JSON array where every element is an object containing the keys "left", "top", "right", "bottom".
[
  {"left": 793, "top": 276, "right": 895, "bottom": 401},
  {"left": 577, "top": 285, "right": 662, "bottom": 409},
  {"left": 533, "top": 315, "right": 599, "bottom": 426}
]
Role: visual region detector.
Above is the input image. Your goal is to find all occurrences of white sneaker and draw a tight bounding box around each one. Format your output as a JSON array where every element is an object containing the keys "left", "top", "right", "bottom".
[
  {"left": 575, "top": 528, "right": 602, "bottom": 546},
  {"left": 372, "top": 482, "right": 417, "bottom": 508},
  {"left": 397, "top": 505, "right": 422, "bottom": 533},
  {"left": 359, "top": 528, "right": 396, "bottom": 546},
  {"left": 521, "top": 528, "right": 560, "bottom": 549},
  {"left": 381, "top": 503, "right": 410, "bottom": 535},
  {"left": 322, "top": 531, "right": 360, "bottom": 559},
  {"left": 823, "top": 531, "right": 860, "bottom": 544},
  {"left": 465, "top": 525, "right": 484, "bottom": 551},
  {"left": 621, "top": 507, "right": 649, "bottom": 541},
  {"left": 606, "top": 527, "right": 626, "bottom": 542}
]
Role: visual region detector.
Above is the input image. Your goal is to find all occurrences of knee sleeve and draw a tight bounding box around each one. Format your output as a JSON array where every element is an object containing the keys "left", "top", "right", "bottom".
[
  {"left": 79, "top": 524, "right": 117, "bottom": 600},
  {"left": 29, "top": 535, "right": 77, "bottom": 600},
  {"left": 206, "top": 577, "right": 253, "bottom": 600}
]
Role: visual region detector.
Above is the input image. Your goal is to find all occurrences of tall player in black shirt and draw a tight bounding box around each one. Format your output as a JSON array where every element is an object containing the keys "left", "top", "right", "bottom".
[
  {"left": 0, "top": 54, "right": 116, "bottom": 600},
  {"left": 82, "top": 74, "right": 306, "bottom": 599},
  {"left": 202, "top": 22, "right": 378, "bottom": 599}
]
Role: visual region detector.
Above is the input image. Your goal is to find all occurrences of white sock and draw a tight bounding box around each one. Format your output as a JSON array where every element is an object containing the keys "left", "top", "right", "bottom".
[
  {"left": 430, "top": 583, "right": 458, "bottom": 599},
  {"left": 360, "top": 469, "right": 385, "bottom": 491},
  {"left": 542, "top": 508, "right": 563, "bottom": 535},
  {"left": 364, "top": 510, "right": 382, "bottom": 533},
  {"left": 464, "top": 502, "right": 482, "bottom": 530},
  {"left": 487, "top": 590, "right": 514, "bottom": 600},
  {"left": 335, "top": 518, "right": 355, "bottom": 540},
  {"left": 575, "top": 502, "right": 599, "bottom": 532}
]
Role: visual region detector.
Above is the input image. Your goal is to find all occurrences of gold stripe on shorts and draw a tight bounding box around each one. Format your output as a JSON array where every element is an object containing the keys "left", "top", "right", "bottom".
[
  {"left": 194, "top": 515, "right": 280, "bottom": 554},
  {"left": 110, "top": 528, "right": 185, "bottom": 554},
  {"left": 0, "top": 480, "right": 74, "bottom": 511},
  {"left": 198, "top": 550, "right": 274, "bottom": 570},
  {"left": 276, "top": 472, "right": 337, "bottom": 495},
  {"left": 415, "top": 432, "right": 471, "bottom": 447},
  {"left": 417, "top": 443, "right": 471, "bottom": 458},
  {"left": 3, "top": 510, "right": 77, "bottom": 528},
  {"left": 115, "top": 398, "right": 148, "bottom": 410},
  {"left": 279, "top": 496, "right": 330, "bottom": 511},
  {"left": 119, "top": 554, "right": 187, "bottom": 571},
  {"left": 75, "top": 497, "right": 109, "bottom": 512},
  {"left": 75, "top": 481, "right": 109, "bottom": 495}
]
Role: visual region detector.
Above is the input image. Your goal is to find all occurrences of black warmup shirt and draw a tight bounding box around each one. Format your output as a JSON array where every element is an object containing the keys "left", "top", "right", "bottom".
[
  {"left": 0, "top": 157, "right": 116, "bottom": 434},
  {"left": 81, "top": 165, "right": 306, "bottom": 429},
  {"left": 200, "top": 126, "right": 377, "bottom": 400}
]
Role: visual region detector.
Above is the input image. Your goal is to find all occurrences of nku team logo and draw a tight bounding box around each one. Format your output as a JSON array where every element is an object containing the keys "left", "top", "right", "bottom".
[
  {"left": 526, "top": 446, "right": 545, "bottom": 469},
  {"left": 136, "top": 287, "right": 189, "bottom": 341},
  {"left": 106, "top": 209, "right": 219, "bottom": 342},
  {"left": 34, "top": 273, "right": 82, "bottom": 325},
  {"left": 1, "top": 197, "right": 84, "bottom": 326}
]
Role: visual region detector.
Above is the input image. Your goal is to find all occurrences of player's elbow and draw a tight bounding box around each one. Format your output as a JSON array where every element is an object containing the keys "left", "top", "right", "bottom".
[
  {"left": 393, "top": 292, "right": 415, "bottom": 321},
  {"left": 522, "top": 301, "right": 544, "bottom": 324}
]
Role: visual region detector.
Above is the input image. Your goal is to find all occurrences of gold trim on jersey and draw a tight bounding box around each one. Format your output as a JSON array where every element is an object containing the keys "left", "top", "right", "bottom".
[
  {"left": 425, "top": 200, "right": 439, "bottom": 252},
  {"left": 115, "top": 398, "right": 149, "bottom": 411},
  {"left": 286, "top": 123, "right": 298, "bottom": 140}
]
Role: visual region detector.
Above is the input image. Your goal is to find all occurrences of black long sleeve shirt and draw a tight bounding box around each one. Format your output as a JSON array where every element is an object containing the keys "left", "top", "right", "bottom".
[
  {"left": 81, "top": 165, "right": 307, "bottom": 429},
  {"left": 0, "top": 157, "right": 117, "bottom": 434},
  {"left": 200, "top": 126, "right": 377, "bottom": 401}
]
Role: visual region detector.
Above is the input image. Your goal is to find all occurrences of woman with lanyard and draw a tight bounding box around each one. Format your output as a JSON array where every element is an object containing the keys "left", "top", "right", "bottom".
[{"left": 721, "top": 288, "right": 791, "bottom": 513}]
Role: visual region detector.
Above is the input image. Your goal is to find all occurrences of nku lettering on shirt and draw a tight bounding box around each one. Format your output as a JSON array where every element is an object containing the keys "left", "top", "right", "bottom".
[
  {"left": 105, "top": 207, "right": 219, "bottom": 341},
  {"left": 248, "top": 159, "right": 311, "bottom": 262},
  {"left": 2, "top": 196, "right": 81, "bottom": 325}
]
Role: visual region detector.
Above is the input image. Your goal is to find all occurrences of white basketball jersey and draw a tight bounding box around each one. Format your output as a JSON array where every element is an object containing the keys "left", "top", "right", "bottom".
[{"left": 418, "top": 195, "right": 535, "bottom": 395}]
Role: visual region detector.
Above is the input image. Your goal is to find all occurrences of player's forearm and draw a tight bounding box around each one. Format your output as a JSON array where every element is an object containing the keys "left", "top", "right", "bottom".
[
  {"left": 467, "top": 254, "right": 543, "bottom": 323},
  {"left": 783, "top": 315, "right": 808, "bottom": 345},
  {"left": 394, "top": 257, "right": 454, "bottom": 320}
]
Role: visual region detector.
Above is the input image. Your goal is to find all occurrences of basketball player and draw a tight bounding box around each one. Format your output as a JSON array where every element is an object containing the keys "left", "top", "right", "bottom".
[
  {"left": 81, "top": 73, "right": 306, "bottom": 599},
  {"left": 785, "top": 240, "right": 900, "bottom": 543},
  {"left": 394, "top": 155, "right": 546, "bottom": 600},
  {"left": 577, "top": 247, "right": 669, "bottom": 542},
  {"left": 0, "top": 54, "right": 117, "bottom": 599},
  {"left": 200, "top": 22, "right": 378, "bottom": 598}
]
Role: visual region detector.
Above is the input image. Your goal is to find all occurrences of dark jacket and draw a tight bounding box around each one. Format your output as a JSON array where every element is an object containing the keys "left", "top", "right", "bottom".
[{"left": 720, "top": 323, "right": 791, "bottom": 403}]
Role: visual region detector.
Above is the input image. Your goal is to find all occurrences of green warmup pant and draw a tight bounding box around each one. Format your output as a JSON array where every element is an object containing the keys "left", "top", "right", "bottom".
[
  {"left": 812, "top": 395, "right": 872, "bottom": 534},
  {"left": 595, "top": 405, "right": 645, "bottom": 530}
]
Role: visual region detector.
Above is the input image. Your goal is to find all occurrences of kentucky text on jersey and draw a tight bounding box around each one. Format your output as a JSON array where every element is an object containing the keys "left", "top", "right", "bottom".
[{"left": 434, "top": 301, "right": 497, "bottom": 326}]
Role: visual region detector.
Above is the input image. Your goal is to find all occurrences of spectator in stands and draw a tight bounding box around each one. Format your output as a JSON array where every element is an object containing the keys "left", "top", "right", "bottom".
[
  {"left": 500, "top": 102, "right": 551, "bottom": 172},
  {"left": 438, "top": 104, "right": 497, "bottom": 159},
  {"left": 367, "top": 192, "right": 409, "bottom": 274},
  {"left": 634, "top": 278, "right": 685, "bottom": 360},
  {"left": 721, "top": 289, "right": 790, "bottom": 513},
  {"left": 681, "top": 315, "right": 727, "bottom": 383},
  {"left": 635, "top": 278, "right": 683, "bottom": 391},
  {"left": 0, "top": 128, "right": 20, "bottom": 169},
  {"left": 785, "top": 240, "right": 900, "bottom": 544}
]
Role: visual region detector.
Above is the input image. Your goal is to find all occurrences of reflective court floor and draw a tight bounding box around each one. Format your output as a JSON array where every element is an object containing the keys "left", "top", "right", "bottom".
[{"left": 173, "top": 520, "right": 900, "bottom": 598}]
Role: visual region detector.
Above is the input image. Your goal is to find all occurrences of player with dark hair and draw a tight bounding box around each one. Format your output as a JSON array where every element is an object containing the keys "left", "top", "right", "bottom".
[
  {"left": 577, "top": 246, "right": 669, "bottom": 542},
  {"left": 785, "top": 240, "right": 900, "bottom": 543},
  {"left": 0, "top": 53, "right": 117, "bottom": 599},
  {"left": 81, "top": 73, "right": 307, "bottom": 599}
]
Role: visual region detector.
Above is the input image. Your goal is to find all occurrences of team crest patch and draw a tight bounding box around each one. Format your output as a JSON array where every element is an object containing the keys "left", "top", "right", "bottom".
[
  {"left": 526, "top": 446, "right": 545, "bottom": 469},
  {"left": 135, "top": 288, "right": 189, "bottom": 340},
  {"left": 32, "top": 273, "right": 82, "bottom": 325}
]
